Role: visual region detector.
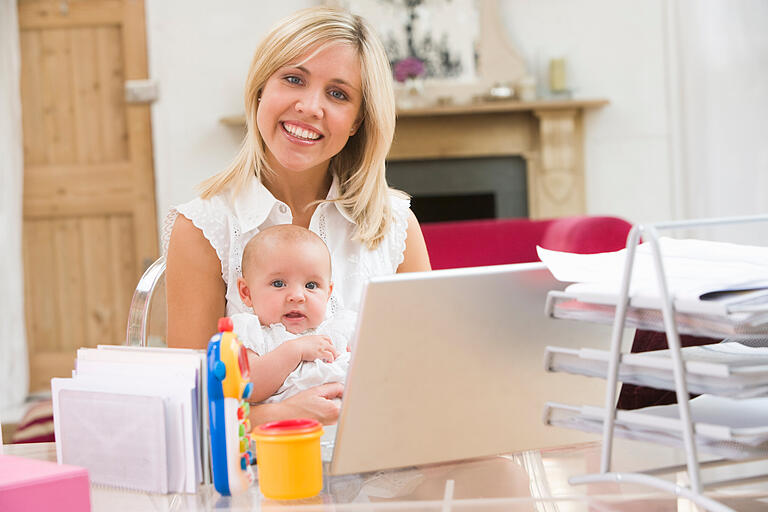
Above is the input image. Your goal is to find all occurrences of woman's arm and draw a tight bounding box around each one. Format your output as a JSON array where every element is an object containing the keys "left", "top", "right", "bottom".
[
  {"left": 397, "top": 209, "right": 432, "bottom": 273},
  {"left": 166, "top": 215, "right": 226, "bottom": 349}
]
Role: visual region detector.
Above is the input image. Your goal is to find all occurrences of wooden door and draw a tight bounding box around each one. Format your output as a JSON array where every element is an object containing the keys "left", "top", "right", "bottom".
[{"left": 19, "top": 0, "right": 158, "bottom": 392}]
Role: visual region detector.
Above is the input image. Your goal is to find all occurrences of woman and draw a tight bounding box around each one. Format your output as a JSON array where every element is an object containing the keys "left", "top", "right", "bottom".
[{"left": 164, "top": 7, "right": 431, "bottom": 426}]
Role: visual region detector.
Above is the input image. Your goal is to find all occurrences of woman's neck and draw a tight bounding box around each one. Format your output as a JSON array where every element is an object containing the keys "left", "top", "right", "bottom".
[{"left": 262, "top": 169, "right": 332, "bottom": 228}]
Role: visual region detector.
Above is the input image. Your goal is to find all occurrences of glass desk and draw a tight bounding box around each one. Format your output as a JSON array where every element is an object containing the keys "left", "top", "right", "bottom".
[{"left": 5, "top": 440, "right": 768, "bottom": 511}]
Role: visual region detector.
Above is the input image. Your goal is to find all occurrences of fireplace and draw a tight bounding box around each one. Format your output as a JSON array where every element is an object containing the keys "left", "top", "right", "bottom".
[
  {"left": 386, "top": 156, "right": 528, "bottom": 223},
  {"left": 385, "top": 99, "right": 609, "bottom": 220}
]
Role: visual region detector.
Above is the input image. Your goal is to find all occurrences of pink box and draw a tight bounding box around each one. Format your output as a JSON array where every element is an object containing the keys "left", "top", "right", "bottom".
[{"left": 0, "top": 455, "right": 90, "bottom": 512}]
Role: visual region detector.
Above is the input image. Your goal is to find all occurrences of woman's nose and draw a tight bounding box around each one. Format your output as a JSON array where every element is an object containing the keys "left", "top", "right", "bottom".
[{"left": 295, "top": 88, "right": 324, "bottom": 118}]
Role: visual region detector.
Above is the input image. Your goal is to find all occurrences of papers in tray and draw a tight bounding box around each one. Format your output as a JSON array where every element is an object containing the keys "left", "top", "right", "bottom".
[
  {"left": 545, "top": 341, "right": 768, "bottom": 398},
  {"left": 546, "top": 290, "right": 768, "bottom": 337},
  {"left": 544, "top": 395, "right": 768, "bottom": 460},
  {"left": 538, "top": 238, "right": 768, "bottom": 320},
  {"left": 51, "top": 345, "right": 209, "bottom": 494}
]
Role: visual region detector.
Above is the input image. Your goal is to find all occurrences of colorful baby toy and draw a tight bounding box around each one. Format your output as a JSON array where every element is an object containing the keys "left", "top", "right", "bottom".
[{"left": 207, "top": 317, "right": 254, "bottom": 495}]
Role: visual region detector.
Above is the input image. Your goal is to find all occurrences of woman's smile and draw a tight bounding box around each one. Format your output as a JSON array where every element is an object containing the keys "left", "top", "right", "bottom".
[{"left": 281, "top": 121, "right": 323, "bottom": 143}]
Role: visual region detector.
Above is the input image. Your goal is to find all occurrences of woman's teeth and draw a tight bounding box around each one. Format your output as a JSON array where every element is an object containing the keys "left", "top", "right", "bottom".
[{"left": 283, "top": 123, "right": 320, "bottom": 141}]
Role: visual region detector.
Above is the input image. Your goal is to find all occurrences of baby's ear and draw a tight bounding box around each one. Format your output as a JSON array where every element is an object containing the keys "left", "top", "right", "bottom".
[
  {"left": 328, "top": 281, "right": 334, "bottom": 296},
  {"left": 237, "top": 277, "right": 253, "bottom": 307}
]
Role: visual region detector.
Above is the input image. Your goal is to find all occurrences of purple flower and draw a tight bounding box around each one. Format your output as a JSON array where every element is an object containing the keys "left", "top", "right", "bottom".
[{"left": 393, "top": 57, "right": 425, "bottom": 82}]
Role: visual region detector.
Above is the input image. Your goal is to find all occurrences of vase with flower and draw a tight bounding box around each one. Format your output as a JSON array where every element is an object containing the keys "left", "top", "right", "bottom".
[{"left": 393, "top": 56, "right": 426, "bottom": 109}]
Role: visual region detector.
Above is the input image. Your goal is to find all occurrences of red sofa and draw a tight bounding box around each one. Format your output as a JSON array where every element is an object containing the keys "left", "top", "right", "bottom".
[{"left": 421, "top": 216, "right": 632, "bottom": 270}]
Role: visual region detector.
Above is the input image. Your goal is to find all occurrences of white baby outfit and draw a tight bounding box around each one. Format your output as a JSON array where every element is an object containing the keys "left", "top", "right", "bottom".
[
  {"left": 162, "top": 175, "right": 411, "bottom": 317},
  {"left": 230, "top": 310, "right": 357, "bottom": 403}
]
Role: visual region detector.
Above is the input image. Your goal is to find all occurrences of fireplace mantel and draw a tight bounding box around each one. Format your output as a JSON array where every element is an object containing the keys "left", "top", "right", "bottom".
[
  {"left": 220, "top": 98, "right": 607, "bottom": 219},
  {"left": 389, "top": 98, "right": 609, "bottom": 219}
]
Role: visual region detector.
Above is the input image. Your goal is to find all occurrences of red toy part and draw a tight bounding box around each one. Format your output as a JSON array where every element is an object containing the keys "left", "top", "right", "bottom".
[{"left": 218, "top": 317, "right": 234, "bottom": 333}]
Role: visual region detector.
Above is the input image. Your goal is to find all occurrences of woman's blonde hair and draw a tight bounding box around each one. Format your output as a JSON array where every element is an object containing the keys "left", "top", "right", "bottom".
[{"left": 198, "top": 6, "right": 404, "bottom": 249}]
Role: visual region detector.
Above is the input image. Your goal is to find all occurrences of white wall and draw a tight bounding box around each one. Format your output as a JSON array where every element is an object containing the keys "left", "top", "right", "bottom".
[
  {"left": 146, "top": 0, "right": 682, "bottom": 232},
  {"left": 500, "top": 0, "right": 675, "bottom": 223}
]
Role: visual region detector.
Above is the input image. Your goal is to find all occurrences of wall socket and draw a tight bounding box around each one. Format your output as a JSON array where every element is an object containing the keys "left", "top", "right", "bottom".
[{"left": 124, "top": 79, "right": 159, "bottom": 104}]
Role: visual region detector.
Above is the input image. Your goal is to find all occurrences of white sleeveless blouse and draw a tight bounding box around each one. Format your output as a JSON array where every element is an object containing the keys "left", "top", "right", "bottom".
[{"left": 162, "top": 176, "right": 410, "bottom": 317}]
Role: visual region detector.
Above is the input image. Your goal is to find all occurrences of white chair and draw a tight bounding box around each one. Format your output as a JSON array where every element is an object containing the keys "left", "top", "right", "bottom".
[{"left": 125, "top": 256, "right": 167, "bottom": 347}]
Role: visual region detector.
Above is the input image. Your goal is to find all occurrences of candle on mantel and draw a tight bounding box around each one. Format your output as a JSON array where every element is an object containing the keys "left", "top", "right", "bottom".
[{"left": 549, "top": 58, "right": 567, "bottom": 92}]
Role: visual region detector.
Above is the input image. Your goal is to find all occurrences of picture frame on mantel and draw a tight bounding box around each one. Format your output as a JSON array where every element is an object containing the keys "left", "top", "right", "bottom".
[{"left": 325, "top": 0, "right": 530, "bottom": 106}]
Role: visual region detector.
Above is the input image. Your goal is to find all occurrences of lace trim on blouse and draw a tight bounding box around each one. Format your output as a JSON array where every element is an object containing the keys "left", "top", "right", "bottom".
[
  {"left": 389, "top": 195, "right": 411, "bottom": 271},
  {"left": 162, "top": 199, "right": 229, "bottom": 280}
]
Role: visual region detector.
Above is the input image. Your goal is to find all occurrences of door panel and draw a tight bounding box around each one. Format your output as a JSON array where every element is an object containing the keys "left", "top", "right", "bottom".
[{"left": 19, "top": 0, "right": 157, "bottom": 392}]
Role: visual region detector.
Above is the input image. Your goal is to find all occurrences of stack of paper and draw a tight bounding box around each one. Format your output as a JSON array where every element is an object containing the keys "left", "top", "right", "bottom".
[
  {"left": 51, "top": 345, "right": 209, "bottom": 494},
  {"left": 538, "top": 238, "right": 768, "bottom": 335},
  {"left": 544, "top": 395, "right": 768, "bottom": 460},
  {"left": 545, "top": 341, "right": 768, "bottom": 398},
  {"left": 546, "top": 291, "right": 768, "bottom": 338}
]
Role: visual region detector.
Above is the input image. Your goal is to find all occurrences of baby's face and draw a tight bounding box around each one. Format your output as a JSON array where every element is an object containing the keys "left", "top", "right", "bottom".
[{"left": 244, "top": 240, "right": 332, "bottom": 334}]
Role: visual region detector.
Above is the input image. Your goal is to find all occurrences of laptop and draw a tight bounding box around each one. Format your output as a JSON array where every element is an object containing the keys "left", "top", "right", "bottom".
[{"left": 327, "top": 262, "right": 625, "bottom": 475}]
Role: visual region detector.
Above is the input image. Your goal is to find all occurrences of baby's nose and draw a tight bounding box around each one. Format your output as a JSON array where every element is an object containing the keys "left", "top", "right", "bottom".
[{"left": 287, "top": 287, "right": 306, "bottom": 302}]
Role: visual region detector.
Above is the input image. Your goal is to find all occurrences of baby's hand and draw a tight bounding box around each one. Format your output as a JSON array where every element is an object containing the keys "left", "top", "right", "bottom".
[{"left": 292, "top": 335, "right": 338, "bottom": 363}]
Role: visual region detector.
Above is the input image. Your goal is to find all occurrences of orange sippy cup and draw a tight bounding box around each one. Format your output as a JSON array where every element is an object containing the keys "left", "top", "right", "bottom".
[{"left": 252, "top": 418, "right": 324, "bottom": 499}]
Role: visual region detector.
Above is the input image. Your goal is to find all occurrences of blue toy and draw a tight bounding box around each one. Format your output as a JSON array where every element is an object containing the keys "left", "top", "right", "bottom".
[{"left": 207, "top": 317, "right": 255, "bottom": 495}]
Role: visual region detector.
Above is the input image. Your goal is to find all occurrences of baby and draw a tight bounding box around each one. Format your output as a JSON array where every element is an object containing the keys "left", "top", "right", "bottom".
[{"left": 232, "top": 224, "right": 354, "bottom": 404}]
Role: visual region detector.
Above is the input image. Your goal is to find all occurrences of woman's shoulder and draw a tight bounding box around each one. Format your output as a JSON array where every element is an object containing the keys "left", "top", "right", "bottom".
[
  {"left": 387, "top": 188, "right": 411, "bottom": 218},
  {"left": 162, "top": 192, "right": 233, "bottom": 256}
]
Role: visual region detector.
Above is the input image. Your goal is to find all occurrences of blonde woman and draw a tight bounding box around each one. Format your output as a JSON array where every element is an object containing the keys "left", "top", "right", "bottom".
[{"left": 164, "top": 7, "right": 431, "bottom": 425}]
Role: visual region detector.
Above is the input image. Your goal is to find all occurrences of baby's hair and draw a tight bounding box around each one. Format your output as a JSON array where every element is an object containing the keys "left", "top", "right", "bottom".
[{"left": 242, "top": 225, "right": 331, "bottom": 279}]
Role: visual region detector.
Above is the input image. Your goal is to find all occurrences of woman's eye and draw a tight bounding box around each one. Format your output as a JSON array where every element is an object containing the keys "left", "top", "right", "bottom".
[
  {"left": 271, "top": 280, "right": 285, "bottom": 288},
  {"left": 285, "top": 75, "right": 302, "bottom": 85},
  {"left": 329, "top": 89, "right": 348, "bottom": 101},
  {"left": 305, "top": 282, "right": 318, "bottom": 290}
]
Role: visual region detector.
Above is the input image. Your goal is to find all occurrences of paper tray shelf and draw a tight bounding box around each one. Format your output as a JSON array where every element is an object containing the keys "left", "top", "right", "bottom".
[
  {"left": 545, "top": 343, "right": 768, "bottom": 398},
  {"left": 544, "top": 398, "right": 768, "bottom": 461},
  {"left": 545, "top": 290, "right": 768, "bottom": 338}
]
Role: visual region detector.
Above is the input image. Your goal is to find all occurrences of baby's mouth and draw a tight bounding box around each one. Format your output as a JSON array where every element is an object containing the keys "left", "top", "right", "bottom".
[{"left": 284, "top": 311, "right": 306, "bottom": 320}]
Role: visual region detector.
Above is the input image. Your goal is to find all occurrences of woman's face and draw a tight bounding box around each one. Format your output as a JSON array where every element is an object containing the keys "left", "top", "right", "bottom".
[{"left": 257, "top": 43, "right": 363, "bottom": 179}]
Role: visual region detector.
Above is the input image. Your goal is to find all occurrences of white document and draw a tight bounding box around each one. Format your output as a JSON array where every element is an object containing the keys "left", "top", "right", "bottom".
[
  {"left": 90, "top": 344, "right": 210, "bottom": 484},
  {"left": 53, "top": 374, "right": 196, "bottom": 493},
  {"left": 73, "top": 361, "right": 199, "bottom": 492},
  {"left": 52, "top": 386, "right": 169, "bottom": 493},
  {"left": 537, "top": 238, "right": 768, "bottom": 309},
  {"left": 77, "top": 346, "right": 206, "bottom": 487}
]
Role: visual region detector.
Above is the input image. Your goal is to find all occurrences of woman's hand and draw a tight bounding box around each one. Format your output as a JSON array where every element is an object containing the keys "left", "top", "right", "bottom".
[
  {"left": 248, "top": 382, "right": 343, "bottom": 426},
  {"left": 291, "top": 335, "right": 338, "bottom": 362},
  {"left": 282, "top": 382, "right": 344, "bottom": 425}
]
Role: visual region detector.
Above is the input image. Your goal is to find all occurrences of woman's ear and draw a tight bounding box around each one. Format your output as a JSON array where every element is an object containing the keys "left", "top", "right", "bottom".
[
  {"left": 237, "top": 277, "right": 253, "bottom": 307},
  {"left": 349, "top": 115, "right": 363, "bottom": 136}
]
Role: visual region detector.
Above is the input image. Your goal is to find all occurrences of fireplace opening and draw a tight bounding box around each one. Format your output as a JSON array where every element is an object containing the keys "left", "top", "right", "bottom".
[
  {"left": 410, "top": 193, "right": 495, "bottom": 223},
  {"left": 385, "top": 156, "right": 528, "bottom": 223}
]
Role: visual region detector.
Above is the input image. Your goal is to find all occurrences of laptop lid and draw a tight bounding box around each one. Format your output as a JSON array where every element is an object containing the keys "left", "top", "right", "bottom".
[{"left": 328, "top": 262, "right": 617, "bottom": 475}]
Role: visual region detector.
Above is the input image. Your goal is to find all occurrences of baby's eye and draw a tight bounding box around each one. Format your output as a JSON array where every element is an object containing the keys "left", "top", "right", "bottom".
[
  {"left": 305, "top": 281, "right": 318, "bottom": 290},
  {"left": 329, "top": 89, "right": 348, "bottom": 101},
  {"left": 271, "top": 280, "right": 285, "bottom": 288}
]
